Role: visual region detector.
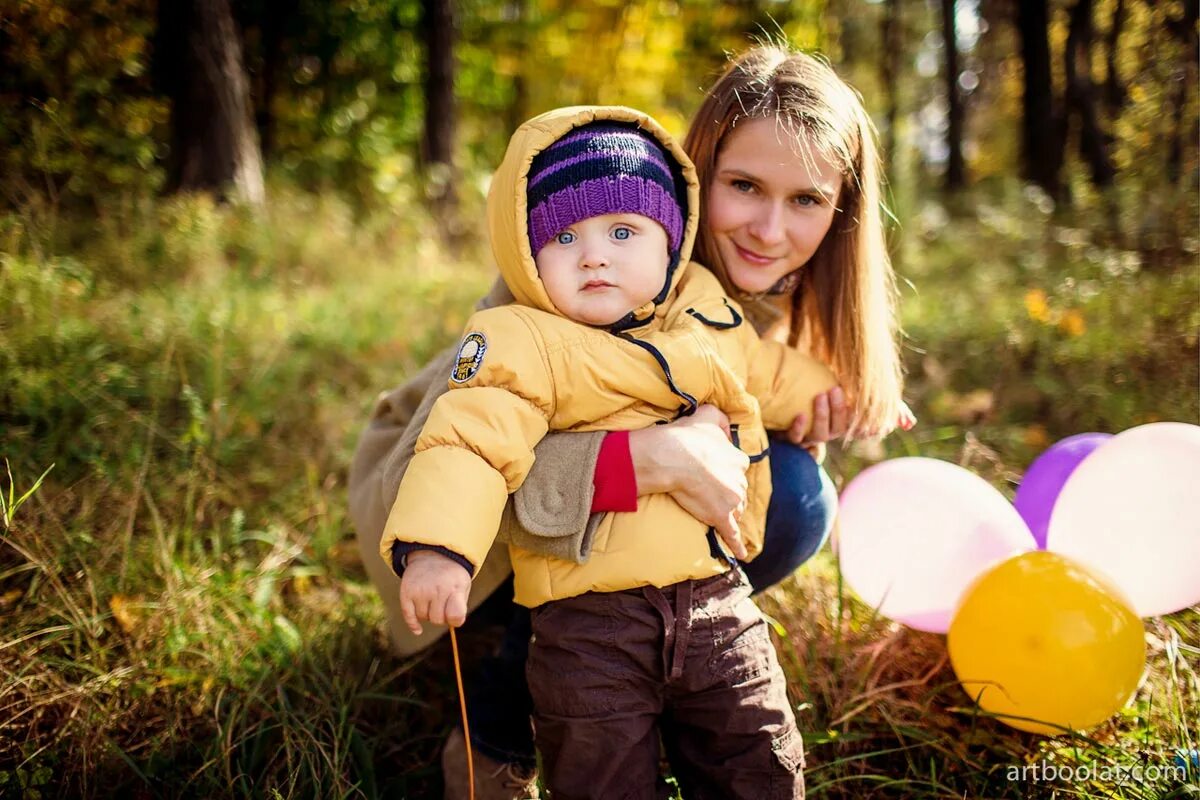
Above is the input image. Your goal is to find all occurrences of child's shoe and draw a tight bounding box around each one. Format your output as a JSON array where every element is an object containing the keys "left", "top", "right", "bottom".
[{"left": 441, "top": 727, "right": 540, "bottom": 799}]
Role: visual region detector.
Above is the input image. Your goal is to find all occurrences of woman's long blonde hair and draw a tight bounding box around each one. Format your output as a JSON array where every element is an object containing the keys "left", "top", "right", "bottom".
[{"left": 684, "top": 45, "right": 904, "bottom": 438}]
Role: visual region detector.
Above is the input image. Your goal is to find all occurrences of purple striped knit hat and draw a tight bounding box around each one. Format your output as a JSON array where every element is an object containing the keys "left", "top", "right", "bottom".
[{"left": 526, "top": 122, "right": 686, "bottom": 264}]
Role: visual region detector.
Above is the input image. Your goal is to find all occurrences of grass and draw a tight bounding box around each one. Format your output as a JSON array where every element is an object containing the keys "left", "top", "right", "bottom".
[{"left": 1, "top": 180, "right": 1197, "bottom": 799}]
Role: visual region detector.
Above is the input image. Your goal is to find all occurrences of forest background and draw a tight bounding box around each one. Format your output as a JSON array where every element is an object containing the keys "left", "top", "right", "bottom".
[{"left": 1, "top": 0, "right": 1197, "bottom": 797}]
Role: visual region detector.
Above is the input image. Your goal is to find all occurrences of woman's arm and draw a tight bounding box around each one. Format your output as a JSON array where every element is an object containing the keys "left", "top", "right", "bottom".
[{"left": 506, "top": 406, "right": 753, "bottom": 560}]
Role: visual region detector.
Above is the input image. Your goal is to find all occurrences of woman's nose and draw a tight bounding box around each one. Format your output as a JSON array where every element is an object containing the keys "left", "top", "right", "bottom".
[{"left": 747, "top": 203, "right": 786, "bottom": 246}]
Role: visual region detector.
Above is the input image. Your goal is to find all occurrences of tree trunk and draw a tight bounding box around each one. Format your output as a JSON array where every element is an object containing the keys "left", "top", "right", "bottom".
[
  {"left": 880, "top": 0, "right": 901, "bottom": 170},
  {"left": 504, "top": 0, "right": 531, "bottom": 136},
  {"left": 1065, "top": 0, "right": 1115, "bottom": 188},
  {"left": 1015, "top": 0, "right": 1062, "bottom": 198},
  {"left": 1103, "top": 0, "right": 1126, "bottom": 119},
  {"left": 256, "top": 0, "right": 297, "bottom": 161},
  {"left": 421, "top": 0, "right": 457, "bottom": 214},
  {"left": 1166, "top": 1, "right": 1199, "bottom": 185},
  {"left": 941, "top": 0, "right": 966, "bottom": 190},
  {"left": 158, "top": 0, "right": 265, "bottom": 206}
]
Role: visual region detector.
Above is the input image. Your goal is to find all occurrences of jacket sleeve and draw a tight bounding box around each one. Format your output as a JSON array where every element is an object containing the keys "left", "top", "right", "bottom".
[
  {"left": 742, "top": 328, "right": 838, "bottom": 434},
  {"left": 379, "top": 309, "right": 555, "bottom": 572}
]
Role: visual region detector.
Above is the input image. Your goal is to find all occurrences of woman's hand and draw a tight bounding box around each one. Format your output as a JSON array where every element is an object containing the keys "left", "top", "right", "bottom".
[
  {"left": 849, "top": 399, "right": 918, "bottom": 440},
  {"left": 784, "top": 386, "right": 851, "bottom": 446},
  {"left": 785, "top": 390, "right": 917, "bottom": 445},
  {"left": 628, "top": 405, "right": 750, "bottom": 559}
]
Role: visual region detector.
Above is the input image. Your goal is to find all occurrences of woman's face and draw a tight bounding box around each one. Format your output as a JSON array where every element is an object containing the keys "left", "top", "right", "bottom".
[{"left": 706, "top": 117, "right": 843, "bottom": 295}]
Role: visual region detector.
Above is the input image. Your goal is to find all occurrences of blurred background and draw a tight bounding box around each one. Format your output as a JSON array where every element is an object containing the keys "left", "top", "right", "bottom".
[
  {"left": 2, "top": 0, "right": 1197, "bottom": 233},
  {"left": 1, "top": 1, "right": 1197, "bottom": 798}
]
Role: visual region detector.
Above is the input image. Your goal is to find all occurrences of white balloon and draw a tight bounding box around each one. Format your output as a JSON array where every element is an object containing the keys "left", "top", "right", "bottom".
[
  {"left": 1046, "top": 422, "right": 1200, "bottom": 617},
  {"left": 837, "top": 457, "right": 1036, "bottom": 632}
]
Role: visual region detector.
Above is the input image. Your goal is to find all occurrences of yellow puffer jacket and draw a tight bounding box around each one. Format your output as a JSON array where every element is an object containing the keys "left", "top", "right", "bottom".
[{"left": 381, "top": 106, "right": 835, "bottom": 607}]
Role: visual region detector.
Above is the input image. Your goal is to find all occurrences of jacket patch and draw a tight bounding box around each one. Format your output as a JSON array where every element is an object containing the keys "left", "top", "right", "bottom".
[{"left": 451, "top": 332, "right": 488, "bottom": 383}]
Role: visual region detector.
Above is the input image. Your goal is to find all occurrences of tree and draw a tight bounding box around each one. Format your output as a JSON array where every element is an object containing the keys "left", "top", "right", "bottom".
[
  {"left": 421, "top": 0, "right": 457, "bottom": 214},
  {"left": 941, "top": 0, "right": 966, "bottom": 190},
  {"left": 880, "top": 0, "right": 902, "bottom": 170},
  {"left": 1103, "top": 0, "right": 1127, "bottom": 119},
  {"left": 1064, "top": 0, "right": 1115, "bottom": 188},
  {"left": 247, "top": 0, "right": 301, "bottom": 161},
  {"left": 1165, "top": 0, "right": 1199, "bottom": 186},
  {"left": 1015, "top": 0, "right": 1061, "bottom": 198},
  {"left": 155, "top": 0, "right": 265, "bottom": 205}
]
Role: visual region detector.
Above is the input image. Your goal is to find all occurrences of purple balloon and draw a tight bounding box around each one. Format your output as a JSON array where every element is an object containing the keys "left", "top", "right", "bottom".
[{"left": 1015, "top": 433, "right": 1112, "bottom": 549}]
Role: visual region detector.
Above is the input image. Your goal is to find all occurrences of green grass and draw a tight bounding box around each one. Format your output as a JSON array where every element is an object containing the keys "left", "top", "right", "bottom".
[{"left": 1, "top": 181, "right": 1197, "bottom": 798}]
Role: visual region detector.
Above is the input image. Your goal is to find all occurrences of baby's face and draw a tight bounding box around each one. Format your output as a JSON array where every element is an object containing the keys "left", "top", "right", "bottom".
[{"left": 534, "top": 213, "right": 669, "bottom": 327}]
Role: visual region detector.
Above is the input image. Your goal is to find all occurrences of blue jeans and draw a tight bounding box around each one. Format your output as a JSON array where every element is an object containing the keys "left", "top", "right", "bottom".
[
  {"left": 739, "top": 440, "right": 838, "bottom": 592},
  {"left": 463, "top": 440, "right": 837, "bottom": 769}
]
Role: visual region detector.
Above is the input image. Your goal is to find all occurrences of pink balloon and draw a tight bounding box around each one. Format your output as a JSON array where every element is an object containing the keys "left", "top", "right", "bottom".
[
  {"left": 838, "top": 458, "right": 1036, "bottom": 632},
  {"left": 1046, "top": 422, "right": 1200, "bottom": 617}
]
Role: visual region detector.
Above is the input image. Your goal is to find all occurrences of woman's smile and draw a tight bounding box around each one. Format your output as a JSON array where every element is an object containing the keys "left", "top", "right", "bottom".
[
  {"left": 731, "top": 241, "right": 782, "bottom": 266},
  {"left": 706, "top": 117, "right": 843, "bottom": 295}
]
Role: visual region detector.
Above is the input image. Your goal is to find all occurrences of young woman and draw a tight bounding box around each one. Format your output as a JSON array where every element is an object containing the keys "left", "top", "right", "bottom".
[{"left": 349, "top": 44, "right": 912, "bottom": 797}]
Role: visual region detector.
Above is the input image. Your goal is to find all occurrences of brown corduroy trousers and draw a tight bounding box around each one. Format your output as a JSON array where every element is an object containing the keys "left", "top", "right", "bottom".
[{"left": 526, "top": 569, "right": 805, "bottom": 800}]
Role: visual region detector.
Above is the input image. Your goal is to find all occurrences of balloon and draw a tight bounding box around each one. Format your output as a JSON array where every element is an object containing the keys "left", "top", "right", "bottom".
[
  {"left": 837, "top": 458, "right": 1036, "bottom": 632},
  {"left": 948, "top": 551, "right": 1145, "bottom": 734},
  {"left": 1015, "top": 432, "right": 1112, "bottom": 549},
  {"left": 1045, "top": 422, "right": 1200, "bottom": 617}
]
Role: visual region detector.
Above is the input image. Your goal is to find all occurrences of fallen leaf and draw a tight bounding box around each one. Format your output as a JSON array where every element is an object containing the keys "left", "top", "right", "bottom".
[
  {"left": 109, "top": 594, "right": 140, "bottom": 635},
  {"left": 1024, "top": 289, "right": 1050, "bottom": 323},
  {"left": 1058, "top": 309, "right": 1086, "bottom": 337}
]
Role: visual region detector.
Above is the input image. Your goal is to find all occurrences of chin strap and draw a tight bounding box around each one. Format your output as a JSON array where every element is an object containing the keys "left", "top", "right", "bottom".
[{"left": 449, "top": 627, "right": 475, "bottom": 800}]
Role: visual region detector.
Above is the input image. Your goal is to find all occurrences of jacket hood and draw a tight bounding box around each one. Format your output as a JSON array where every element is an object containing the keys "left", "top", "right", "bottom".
[{"left": 486, "top": 105, "right": 700, "bottom": 326}]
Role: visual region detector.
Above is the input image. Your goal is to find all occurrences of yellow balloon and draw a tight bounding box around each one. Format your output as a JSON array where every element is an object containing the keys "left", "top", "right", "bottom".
[{"left": 948, "top": 551, "right": 1145, "bottom": 735}]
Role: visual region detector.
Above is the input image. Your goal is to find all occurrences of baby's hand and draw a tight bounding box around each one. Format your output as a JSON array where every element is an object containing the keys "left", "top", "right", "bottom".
[{"left": 399, "top": 550, "right": 471, "bottom": 635}]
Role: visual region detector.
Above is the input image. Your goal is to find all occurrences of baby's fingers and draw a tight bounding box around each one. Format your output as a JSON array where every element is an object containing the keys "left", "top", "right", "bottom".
[
  {"left": 444, "top": 587, "right": 468, "bottom": 629},
  {"left": 400, "top": 593, "right": 424, "bottom": 636},
  {"left": 427, "top": 593, "right": 447, "bottom": 626}
]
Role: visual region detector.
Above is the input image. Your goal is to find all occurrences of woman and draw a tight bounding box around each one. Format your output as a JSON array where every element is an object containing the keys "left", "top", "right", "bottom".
[{"left": 349, "top": 45, "right": 911, "bottom": 797}]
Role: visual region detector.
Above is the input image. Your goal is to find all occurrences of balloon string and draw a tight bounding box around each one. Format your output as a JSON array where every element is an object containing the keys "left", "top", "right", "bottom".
[{"left": 449, "top": 626, "right": 475, "bottom": 800}]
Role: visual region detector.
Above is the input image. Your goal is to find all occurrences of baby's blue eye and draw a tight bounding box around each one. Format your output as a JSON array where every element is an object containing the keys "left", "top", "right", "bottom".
[
  {"left": 555, "top": 231, "right": 576, "bottom": 245},
  {"left": 613, "top": 226, "right": 632, "bottom": 240}
]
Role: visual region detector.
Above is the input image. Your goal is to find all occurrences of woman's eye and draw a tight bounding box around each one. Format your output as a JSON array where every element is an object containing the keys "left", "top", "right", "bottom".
[
  {"left": 555, "top": 231, "right": 576, "bottom": 245},
  {"left": 612, "top": 226, "right": 633, "bottom": 240},
  {"left": 792, "top": 195, "right": 817, "bottom": 207},
  {"left": 732, "top": 179, "right": 755, "bottom": 193}
]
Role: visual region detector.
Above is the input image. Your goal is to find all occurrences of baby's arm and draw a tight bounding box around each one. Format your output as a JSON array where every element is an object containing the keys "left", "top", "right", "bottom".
[
  {"left": 399, "top": 550, "right": 472, "bottom": 634},
  {"left": 380, "top": 308, "right": 555, "bottom": 575}
]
